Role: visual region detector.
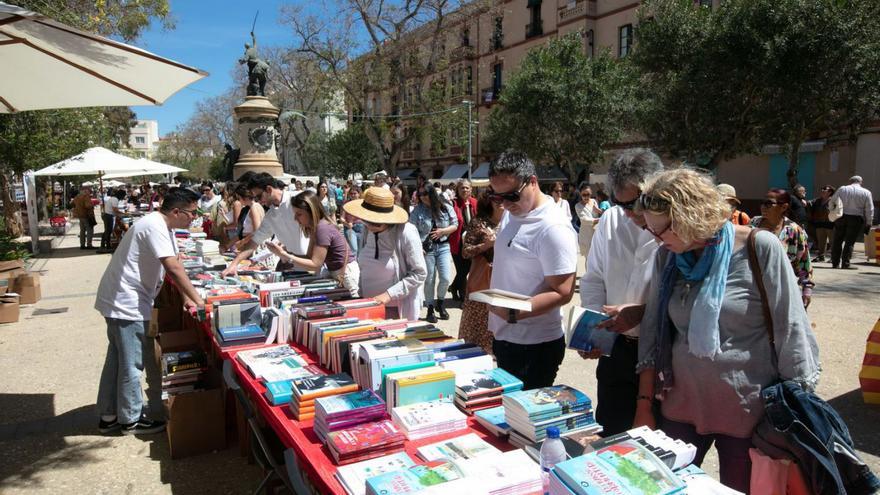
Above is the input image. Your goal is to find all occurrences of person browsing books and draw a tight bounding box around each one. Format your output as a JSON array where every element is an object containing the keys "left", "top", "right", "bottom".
[
  {"left": 578, "top": 148, "right": 663, "bottom": 438},
  {"left": 221, "top": 173, "right": 308, "bottom": 277},
  {"left": 343, "top": 187, "right": 427, "bottom": 321},
  {"left": 265, "top": 191, "right": 360, "bottom": 296},
  {"left": 409, "top": 183, "right": 458, "bottom": 323},
  {"left": 485, "top": 151, "right": 578, "bottom": 390},
  {"left": 94, "top": 188, "right": 206, "bottom": 435},
  {"left": 636, "top": 168, "right": 819, "bottom": 492}
]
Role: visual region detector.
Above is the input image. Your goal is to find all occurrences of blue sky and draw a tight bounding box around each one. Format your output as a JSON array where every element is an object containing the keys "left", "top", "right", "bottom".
[{"left": 132, "top": 0, "right": 292, "bottom": 136}]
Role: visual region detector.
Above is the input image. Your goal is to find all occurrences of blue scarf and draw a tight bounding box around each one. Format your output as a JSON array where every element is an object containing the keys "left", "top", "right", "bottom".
[{"left": 654, "top": 222, "right": 734, "bottom": 395}]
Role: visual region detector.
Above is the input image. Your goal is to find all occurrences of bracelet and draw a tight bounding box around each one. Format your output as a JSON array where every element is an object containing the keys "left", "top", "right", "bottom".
[{"left": 636, "top": 395, "right": 652, "bottom": 402}]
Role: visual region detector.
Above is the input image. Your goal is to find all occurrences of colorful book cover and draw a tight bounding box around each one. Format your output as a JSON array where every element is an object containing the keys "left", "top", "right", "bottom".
[
  {"left": 265, "top": 380, "right": 293, "bottom": 406},
  {"left": 292, "top": 373, "right": 358, "bottom": 400},
  {"left": 218, "top": 324, "right": 265, "bottom": 341},
  {"left": 365, "top": 460, "right": 464, "bottom": 495},
  {"left": 415, "top": 432, "right": 500, "bottom": 462},
  {"left": 391, "top": 400, "right": 466, "bottom": 431},
  {"left": 328, "top": 419, "right": 405, "bottom": 456},
  {"left": 503, "top": 385, "right": 591, "bottom": 418},
  {"left": 554, "top": 439, "right": 684, "bottom": 495},
  {"left": 316, "top": 390, "right": 384, "bottom": 416},
  {"left": 455, "top": 368, "right": 523, "bottom": 398},
  {"left": 394, "top": 372, "right": 456, "bottom": 409},
  {"left": 565, "top": 306, "right": 616, "bottom": 356},
  {"left": 336, "top": 452, "right": 416, "bottom": 495}
]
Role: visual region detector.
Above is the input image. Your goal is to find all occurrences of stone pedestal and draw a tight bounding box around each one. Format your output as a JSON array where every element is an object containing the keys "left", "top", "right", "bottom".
[{"left": 232, "top": 96, "right": 284, "bottom": 180}]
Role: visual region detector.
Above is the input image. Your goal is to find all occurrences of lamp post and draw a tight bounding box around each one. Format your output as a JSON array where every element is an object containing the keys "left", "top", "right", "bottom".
[{"left": 463, "top": 100, "right": 474, "bottom": 182}]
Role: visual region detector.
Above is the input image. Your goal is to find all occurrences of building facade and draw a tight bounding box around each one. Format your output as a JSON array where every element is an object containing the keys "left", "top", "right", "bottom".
[{"left": 125, "top": 119, "right": 160, "bottom": 159}]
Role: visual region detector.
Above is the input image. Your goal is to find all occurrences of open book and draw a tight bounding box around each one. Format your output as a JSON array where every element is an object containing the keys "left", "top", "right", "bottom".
[
  {"left": 564, "top": 307, "right": 616, "bottom": 356},
  {"left": 468, "top": 289, "right": 532, "bottom": 312}
]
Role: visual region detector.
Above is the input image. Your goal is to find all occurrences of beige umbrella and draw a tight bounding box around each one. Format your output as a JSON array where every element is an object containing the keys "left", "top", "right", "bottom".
[{"left": 0, "top": 2, "right": 208, "bottom": 113}]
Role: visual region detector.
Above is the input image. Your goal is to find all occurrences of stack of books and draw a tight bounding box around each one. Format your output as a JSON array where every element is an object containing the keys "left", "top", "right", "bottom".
[
  {"left": 383, "top": 365, "right": 455, "bottom": 412},
  {"left": 335, "top": 452, "right": 416, "bottom": 495},
  {"left": 474, "top": 406, "right": 511, "bottom": 437},
  {"left": 351, "top": 338, "right": 435, "bottom": 392},
  {"left": 549, "top": 439, "right": 685, "bottom": 495},
  {"left": 314, "top": 390, "right": 388, "bottom": 442},
  {"left": 234, "top": 344, "right": 312, "bottom": 382},
  {"left": 365, "top": 459, "right": 464, "bottom": 495},
  {"left": 326, "top": 418, "right": 406, "bottom": 465},
  {"left": 583, "top": 426, "right": 698, "bottom": 471},
  {"left": 415, "top": 433, "right": 501, "bottom": 463},
  {"left": 502, "top": 385, "right": 601, "bottom": 448},
  {"left": 391, "top": 399, "right": 468, "bottom": 440},
  {"left": 289, "top": 372, "right": 359, "bottom": 420},
  {"left": 454, "top": 368, "right": 523, "bottom": 414},
  {"left": 160, "top": 349, "right": 207, "bottom": 399}
]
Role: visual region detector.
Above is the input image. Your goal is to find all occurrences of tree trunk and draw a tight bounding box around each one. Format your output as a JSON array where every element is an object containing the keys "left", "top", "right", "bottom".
[
  {"left": 0, "top": 172, "right": 22, "bottom": 237},
  {"left": 786, "top": 142, "right": 802, "bottom": 189}
]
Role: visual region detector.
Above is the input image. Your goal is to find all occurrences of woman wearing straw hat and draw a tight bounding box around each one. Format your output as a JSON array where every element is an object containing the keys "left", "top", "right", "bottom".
[{"left": 343, "top": 187, "right": 427, "bottom": 320}]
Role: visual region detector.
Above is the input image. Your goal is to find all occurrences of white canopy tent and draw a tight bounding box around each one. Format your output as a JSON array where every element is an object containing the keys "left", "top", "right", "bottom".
[
  {"left": 0, "top": 2, "right": 208, "bottom": 113},
  {"left": 101, "top": 158, "right": 187, "bottom": 179},
  {"left": 33, "top": 147, "right": 146, "bottom": 177}
]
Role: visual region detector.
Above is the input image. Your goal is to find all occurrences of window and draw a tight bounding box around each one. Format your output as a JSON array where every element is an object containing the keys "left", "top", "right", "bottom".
[
  {"left": 586, "top": 29, "right": 594, "bottom": 58},
  {"left": 462, "top": 28, "right": 470, "bottom": 47},
  {"left": 698, "top": 0, "right": 712, "bottom": 7},
  {"left": 492, "top": 63, "right": 503, "bottom": 95},
  {"left": 465, "top": 66, "right": 473, "bottom": 95},
  {"left": 135, "top": 136, "right": 146, "bottom": 144},
  {"left": 619, "top": 24, "right": 633, "bottom": 57},
  {"left": 492, "top": 17, "right": 504, "bottom": 50},
  {"left": 527, "top": 0, "right": 543, "bottom": 38}
]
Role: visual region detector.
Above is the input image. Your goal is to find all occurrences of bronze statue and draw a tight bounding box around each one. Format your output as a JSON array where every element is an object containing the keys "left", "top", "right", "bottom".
[{"left": 240, "top": 31, "right": 268, "bottom": 96}]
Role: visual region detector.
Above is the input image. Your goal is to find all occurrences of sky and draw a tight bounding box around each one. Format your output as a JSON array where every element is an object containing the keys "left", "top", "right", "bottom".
[{"left": 131, "top": 0, "right": 293, "bottom": 137}]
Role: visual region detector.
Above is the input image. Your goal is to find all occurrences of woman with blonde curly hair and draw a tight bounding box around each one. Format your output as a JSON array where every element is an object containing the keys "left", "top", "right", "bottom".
[{"left": 634, "top": 168, "right": 819, "bottom": 492}]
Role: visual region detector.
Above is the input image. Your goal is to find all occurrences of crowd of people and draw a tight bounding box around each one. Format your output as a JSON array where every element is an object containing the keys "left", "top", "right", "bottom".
[{"left": 88, "top": 149, "right": 875, "bottom": 491}]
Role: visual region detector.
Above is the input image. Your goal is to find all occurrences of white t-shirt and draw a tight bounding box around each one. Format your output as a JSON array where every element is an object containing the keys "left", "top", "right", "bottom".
[
  {"left": 94, "top": 212, "right": 177, "bottom": 321},
  {"left": 198, "top": 194, "right": 221, "bottom": 211},
  {"left": 489, "top": 196, "right": 578, "bottom": 344},
  {"left": 251, "top": 191, "right": 308, "bottom": 255},
  {"left": 103, "top": 196, "right": 119, "bottom": 215},
  {"left": 553, "top": 198, "right": 573, "bottom": 220}
]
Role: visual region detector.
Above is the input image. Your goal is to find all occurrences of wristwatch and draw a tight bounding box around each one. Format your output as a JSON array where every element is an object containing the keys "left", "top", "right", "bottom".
[{"left": 507, "top": 308, "right": 518, "bottom": 324}]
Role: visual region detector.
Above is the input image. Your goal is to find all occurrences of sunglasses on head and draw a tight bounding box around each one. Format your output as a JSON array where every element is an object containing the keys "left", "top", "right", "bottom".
[
  {"left": 611, "top": 194, "right": 639, "bottom": 210},
  {"left": 488, "top": 180, "right": 529, "bottom": 204},
  {"left": 637, "top": 194, "right": 671, "bottom": 212}
]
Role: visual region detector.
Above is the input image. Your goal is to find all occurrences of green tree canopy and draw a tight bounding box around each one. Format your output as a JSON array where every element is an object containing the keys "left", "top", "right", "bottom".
[
  {"left": 302, "top": 123, "right": 381, "bottom": 180},
  {"left": 484, "top": 34, "right": 636, "bottom": 181}
]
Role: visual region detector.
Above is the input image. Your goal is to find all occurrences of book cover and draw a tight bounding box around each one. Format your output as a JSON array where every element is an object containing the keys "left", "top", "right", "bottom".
[
  {"left": 316, "top": 389, "right": 384, "bottom": 416},
  {"left": 364, "top": 460, "right": 464, "bottom": 495},
  {"left": 456, "top": 368, "right": 523, "bottom": 398},
  {"left": 468, "top": 288, "right": 532, "bottom": 311},
  {"left": 292, "top": 373, "right": 358, "bottom": 400},
  {"left": 393, "top": 371, "right": 456, "bottom": 410},
  {"left": 161, "top": 350, "right": 207, "bottom": 375},
  {"left": 503, "top": 385, "right": 591, "bottom": 419},
  {"left": 391, "top": 400, "right": 467, "bottom": 432},
  {"left": 416, "top": 432, "right": 500, "bottom": 462},
  {"left": 328, "top": 419, "right": 406, "bottom": 456},
  {"left": 473, "top": 406, "right": 511, "bottom": 436},
  {"left": 565, "top": 306, "right": 616, "bottom": 356},
  {"left": 336, "top": 452, "right": 416, "bottom": 495}
]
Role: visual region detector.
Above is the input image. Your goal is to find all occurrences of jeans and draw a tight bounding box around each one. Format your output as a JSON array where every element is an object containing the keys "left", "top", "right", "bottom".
[
  {"left": 660, "top": 417, "right": 753, "bottom": 494},
  {"left": 450, "top": 251, "right": 471, "bottom": 297},
  {"left": 815, "top": 227, "right": 833, "bottom": 257},
  {"left": 492, "top": 336, "right": 566, "bottom": 390},
  {"left": 596, "top": 337, "right": 639, "bottom": 437},
  {"left": 79, "top": 216, "right": 94, "bottom": 247},
  {"left": 96, "top": 318, "right": 160, "bottom": 424},
  {"left": 100, "top": 213, "right": 115, "bottom": 249},
  {"left": 831, "top": 214, "right": 865, "bottom": 266},
  {"left": 424, "top": 242, "right": 452, "bottom": 303},
  {"left": 344, "top": 223, "right": 365, "bottom": 257}
]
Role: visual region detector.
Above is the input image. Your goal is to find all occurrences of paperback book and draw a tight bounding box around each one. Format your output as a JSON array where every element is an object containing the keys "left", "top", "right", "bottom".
[
  {"left": 327, "top": 419, "right": 406, "bottom": 465},
  {"left": 564, "top": 306, "right": 616, "bottom": 356}
]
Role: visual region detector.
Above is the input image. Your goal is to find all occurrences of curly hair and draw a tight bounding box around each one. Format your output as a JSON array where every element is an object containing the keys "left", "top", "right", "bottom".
[{"left": 637, "top": 168, "right": 728, "bottom": 244}]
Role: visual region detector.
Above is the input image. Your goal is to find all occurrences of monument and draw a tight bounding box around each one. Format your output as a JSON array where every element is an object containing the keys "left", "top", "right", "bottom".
[{"left": 232, "top": 30, "right": 284, "bottom": 180}]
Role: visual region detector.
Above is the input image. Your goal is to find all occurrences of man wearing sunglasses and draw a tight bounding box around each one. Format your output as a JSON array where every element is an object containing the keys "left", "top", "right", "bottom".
[
  {"left": 485, "top": 151, "right": 578, "bottom": 390},
  {"left": 579, "top": 148, "right": 663, "bottom": 436}
]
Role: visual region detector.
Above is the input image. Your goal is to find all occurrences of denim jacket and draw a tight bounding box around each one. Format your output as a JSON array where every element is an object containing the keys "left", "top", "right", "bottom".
[
  {"left": 409, "top": 202, "right": 458, "bottom": 244},
  {"left": 753, "top": 381, "right": 880, "bottom": 495}
]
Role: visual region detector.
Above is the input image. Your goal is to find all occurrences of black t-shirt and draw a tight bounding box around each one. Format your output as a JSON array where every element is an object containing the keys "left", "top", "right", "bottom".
[{"left": 789, "top": 198, "right": 808, "bottom": 227}]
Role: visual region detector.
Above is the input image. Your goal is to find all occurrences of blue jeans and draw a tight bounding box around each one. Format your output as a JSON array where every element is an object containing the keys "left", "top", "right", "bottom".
[
  {"left": 424, "top": 242, "right": 452, "bottom": 303},
  {"left": 96, "top": 318, "right": 160, "bottom": 424},
  {"left": 344, "top": 223, "right": 365, "bottom": 256}
]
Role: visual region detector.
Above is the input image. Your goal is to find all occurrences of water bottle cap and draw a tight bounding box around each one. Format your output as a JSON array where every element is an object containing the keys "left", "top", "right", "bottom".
[{"left": 546, "top": 426, "right": 560, "bottom": 438}]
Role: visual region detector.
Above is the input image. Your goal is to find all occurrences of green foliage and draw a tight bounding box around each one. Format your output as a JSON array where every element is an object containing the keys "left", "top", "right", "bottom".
[
  {"left": 13, "top": 0, "right": 173, "bottom": 42},
  {"left": 0, "top": 228, "right": 29, "bottom": 261},
  {"left": 302, "top": 124, "right": 381, "bottom": 179},
  {"left": 484, "top": 34, "right": 637, "bottom": 180}
]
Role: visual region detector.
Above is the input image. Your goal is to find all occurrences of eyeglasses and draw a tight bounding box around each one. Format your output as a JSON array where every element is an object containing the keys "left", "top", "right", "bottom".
[
  {"left": 612, "top": 194, "right": 640, "bottom": 210},
  {"left": 178, "top": 208, "right": 197, "bottom": 217},
  {"left": 637, "top": 194, "right": 671, "bottom": 212},
  {"left": 488, "top": 180, "right": 529, "bottom": 204},
  {"left": 553, "top": 189, "right": 563, "bottom": 194},
  {"left": 645, "top": 222, "right": 672, "bottom": 240},
  {"left": 761, "top": 200, "right": 781, "bottom": 207}
]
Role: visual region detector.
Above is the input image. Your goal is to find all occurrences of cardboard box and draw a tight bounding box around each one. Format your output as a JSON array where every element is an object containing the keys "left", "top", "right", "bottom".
[
  {"left": 153, "top": 326, "right": 201, "bottom": 370},
  {"left": 0, "top": 294, "right": 20, "bottom": 323},
  {"left": 13, "top": 273, "right": 41, "bottom": 305},
  {"left": 0, "top": 259, "right": 24, "bottom": 272},
  {"left": 165, "top": 369, "right": 226, "bottom": 459},
  {"left": 0, "top": 268, "right": 24, "bottom": 285}
]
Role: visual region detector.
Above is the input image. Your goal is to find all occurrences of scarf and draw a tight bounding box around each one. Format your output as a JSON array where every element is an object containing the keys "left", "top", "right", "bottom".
[{"left": 654, "top": 221, "right": 734, "bottom": 396}]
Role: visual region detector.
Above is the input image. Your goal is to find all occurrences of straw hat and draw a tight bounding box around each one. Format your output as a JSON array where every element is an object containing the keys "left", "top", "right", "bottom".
[
  {"left": 717, "top": 183, "right": 740, "bottom": 205},
  {"left": 343, "top": 187, "right": 409, "bottom": 224}
]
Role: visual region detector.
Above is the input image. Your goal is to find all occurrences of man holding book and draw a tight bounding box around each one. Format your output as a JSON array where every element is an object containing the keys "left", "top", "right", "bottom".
[
  {"left": 579, "top": 148, "right": 663, "bottom": 436},
  {"left": 94, "top": 188, "right": 206, "bottom": 435},
  {"left": 485, "top": 151, "right": 578, "bottom": 390}
]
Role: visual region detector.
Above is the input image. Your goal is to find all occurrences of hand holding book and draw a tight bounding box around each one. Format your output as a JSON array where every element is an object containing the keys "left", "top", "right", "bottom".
[{"left": 596, "top": 303, "right": 646, "bottom": 334}]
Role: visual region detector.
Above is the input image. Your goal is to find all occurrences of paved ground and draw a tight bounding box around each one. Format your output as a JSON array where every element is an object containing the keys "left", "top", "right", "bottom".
[{"left": 1, "top": 221, "right": 878, "bottom": 493}]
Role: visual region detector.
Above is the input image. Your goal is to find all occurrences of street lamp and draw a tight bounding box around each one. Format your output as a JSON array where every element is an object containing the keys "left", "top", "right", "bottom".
[{"left": 462, "top": 100, "right": 474, "bottom": 181}]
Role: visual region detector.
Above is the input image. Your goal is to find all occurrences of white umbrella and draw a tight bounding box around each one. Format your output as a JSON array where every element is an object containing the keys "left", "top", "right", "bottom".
[
  {"left": 33, "top": 147, "right": 145, "bottom": 176},
  {"left": 0, "top": 2, "right": 208, "bottom": 113},
  {"left": 101, "top": 158, "right": 187, "bottom": 179}
]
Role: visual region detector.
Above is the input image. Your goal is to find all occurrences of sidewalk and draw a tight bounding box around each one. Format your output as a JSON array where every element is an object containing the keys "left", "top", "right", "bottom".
[{"left": 0, "top": 221, "right": 261, "bottom": 494}]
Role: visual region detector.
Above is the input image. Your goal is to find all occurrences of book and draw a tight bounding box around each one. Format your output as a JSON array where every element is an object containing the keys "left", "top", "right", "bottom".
[
  {"left": 364, "top": 459, "right": 464, "bottom": 495},
  {"left": 473, "top": 406, "right": 511, "bottom": 437},
  {"left": 292, "top": 373, "right": 358, "bottom": 401},
  {"left": 336, "top": 452, "right": 416, "bottom": 495},
  {"left": 674, "top": 465, "right": 744, "bottom": 495},
  {"left": 552, "top": 439, "right": 685, "bottom": 495},
  {"left": 416, "top": 432, "right": 501, "bottom": 462},
  {"left": 391, "top": 399, "right": 468, "bottom": 440},
  {"left": 584, "top": 426, "right": 698, "bottom": 472},
  {"left": 327, "top": 419, "right": 406, "bottom": 465},
  {"left": 455, "top": 368, "right": 523, "bottom": 399},
  {"left": 386, "top": 366, "right": 456, "bottom": 411},
  {"left": 161, "top": 350, "right": 207, "bottom": 375},
  {"left": 315, "top": 390, "right": 388, "bottom": 440},
  {"left": 455, "top": 449, "right": 543, "bottom": 495},
  {"left": 235, "top": 344, "right": 309, "bottom": 381},
  {"left": 503, "top": 385, "right": 592, "bottom": 421},
  {"left": 564, "top": 306, "right": 616, "bottom": 356},
  {"left": 467, "top": 288, "right": 532, "bottom": 312}
]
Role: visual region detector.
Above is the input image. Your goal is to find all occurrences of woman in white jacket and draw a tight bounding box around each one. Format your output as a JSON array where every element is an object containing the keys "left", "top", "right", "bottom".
[{"left": 574, "top": 184, "right": 601, "bottom": 262}]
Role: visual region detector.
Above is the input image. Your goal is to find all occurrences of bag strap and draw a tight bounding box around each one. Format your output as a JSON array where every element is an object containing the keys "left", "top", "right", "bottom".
[{"left": 747, "top": 229, "right": 777, "bottom": 357}]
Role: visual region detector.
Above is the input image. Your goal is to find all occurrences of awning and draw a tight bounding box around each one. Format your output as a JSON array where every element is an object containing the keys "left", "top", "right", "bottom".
[
  {"left": 536, "top": 166, "right": 568, "bottom": 182},
  {"left": 396, "top": 168, "right": 419, "bottom": 180},
  {"left": 438, "top": 164, "right": 469, "bottom": 184},
  {"left": 472, "top": 162, "right": 490, "bottom": 179}
]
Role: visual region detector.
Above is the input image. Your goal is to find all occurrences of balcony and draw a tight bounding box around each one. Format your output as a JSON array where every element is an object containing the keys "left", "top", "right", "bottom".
[
  {"left": 481, "top": 86, "right": 503, "bottom": 105},
  {"left": 526, "top": 21, "right": 544, "bottom": 39},
  {"left": 559, "top": 1, "right": 597, "bottom": 22},
  {"left": 450, "top": 45, "right": 477, "bottom": 60}
]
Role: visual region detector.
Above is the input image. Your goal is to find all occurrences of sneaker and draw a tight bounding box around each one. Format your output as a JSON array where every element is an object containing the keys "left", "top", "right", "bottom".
[
  {"left": 98, "top": 417, "right": 121, "bottom": 434},
  {"left": 121, "top": 417, "right": 166, "bottom": 435},
  {"left": 811, "top": 256, "right": 825, "bottom": 262}
]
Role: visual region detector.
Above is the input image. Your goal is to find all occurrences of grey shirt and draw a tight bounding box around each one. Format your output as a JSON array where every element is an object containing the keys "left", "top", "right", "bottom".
[{"left": 637, "top": 230, "right": 820, "bottom": 438}]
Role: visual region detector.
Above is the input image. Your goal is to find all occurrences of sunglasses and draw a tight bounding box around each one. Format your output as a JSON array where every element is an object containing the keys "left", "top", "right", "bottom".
[
  {"left": 761, "top": 200, "right": 782, "bottom": 207},
  {"left": 645, "top": 222, "right": 672, "bottom": 240},
  {"left": 637, "top": 194, "right": 671, "bottom": 212},
  {"left": 553, "top": 189, "right": 563, "bottom": 193},
  {"left": 488, "top": 180, "right": 529, "bottom": 204},
  {"left": 612, "top": 194, "right": 640, "bottom": 210}
]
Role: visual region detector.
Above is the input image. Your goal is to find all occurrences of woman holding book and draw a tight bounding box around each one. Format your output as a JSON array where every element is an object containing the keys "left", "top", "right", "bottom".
[
  {"left": 457, "top": 192, "right": 503, "bottom": 353},
  {"left": 635, "top": 168, "right": 819, "bottom": 493},
  {"left": 410, "top": 183, "right": 458, "bottom": 323},
  {"left": 343, "top": 187, "right": 427, "bottom": 321},
  {"left": 265, "top": 191, "right": 359, "bottom": 296}
]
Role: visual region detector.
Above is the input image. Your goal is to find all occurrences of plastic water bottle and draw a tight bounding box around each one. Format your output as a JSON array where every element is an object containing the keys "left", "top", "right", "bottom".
[{"left": 540, "top": 426, "right": 567, "bottom": 494}]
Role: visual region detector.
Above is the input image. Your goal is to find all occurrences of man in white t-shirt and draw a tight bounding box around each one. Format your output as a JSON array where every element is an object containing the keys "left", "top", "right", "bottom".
[
  {"left": 221, "top": 172, "right": 308, "bottom": 277},
  {"left": 487, "top": 151, "right": 578, "bottom": 389},
  {"left": 99, "top": 189, "right": 125, "bottom": 251},
  {"left": 94, "top": 188, "right": 205, "bottom": 435}
]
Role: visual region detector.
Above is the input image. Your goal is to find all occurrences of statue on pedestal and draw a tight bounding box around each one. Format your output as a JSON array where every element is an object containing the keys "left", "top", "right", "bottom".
[{"left": 240, "top": 31, "right": 269, "bottom": 97}]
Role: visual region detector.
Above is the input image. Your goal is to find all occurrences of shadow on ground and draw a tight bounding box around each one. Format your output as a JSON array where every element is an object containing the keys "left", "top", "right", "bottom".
[
  {"left": 38, "top": 246, "right": 110, "bottom": 260},
  {"left": 826, "top": 389, "right": 880, "bottom": 458}
]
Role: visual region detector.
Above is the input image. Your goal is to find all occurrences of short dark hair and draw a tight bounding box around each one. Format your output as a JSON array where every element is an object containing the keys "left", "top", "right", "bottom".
[
  {"left": 238, "top": 171, "right": 257, "bottom": 184},
  {"left": 113, "top": 189, "right": 127, "bottom": 200},
  {"left": 160, "top": 187, "right": 200, "bottom": 212},
  {"left": 201, "top": 181, "right": 214, "bottom": 189},
  {"left": 247, "top": 172, "right": 280, "bottom": 191},
  {"left": 489, "top": 150, "right": 536, "bottom": 182},
  {"left": 768, "top": 188, "right": 792, "bottom": 205},
  {"left": 608, "top": 148, "right": 664, "bottom": 192}
]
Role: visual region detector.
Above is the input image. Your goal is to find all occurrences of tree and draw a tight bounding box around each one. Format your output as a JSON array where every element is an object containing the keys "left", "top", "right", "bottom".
[
  {"left": 302, "top": 123, "right": 381, "bottom": 179},
  {"left": 484, "top": 34, "right": 637, "bottom": 182},
  {"left": 635, "top": 0, "right": 880, "bottom": 183}
]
